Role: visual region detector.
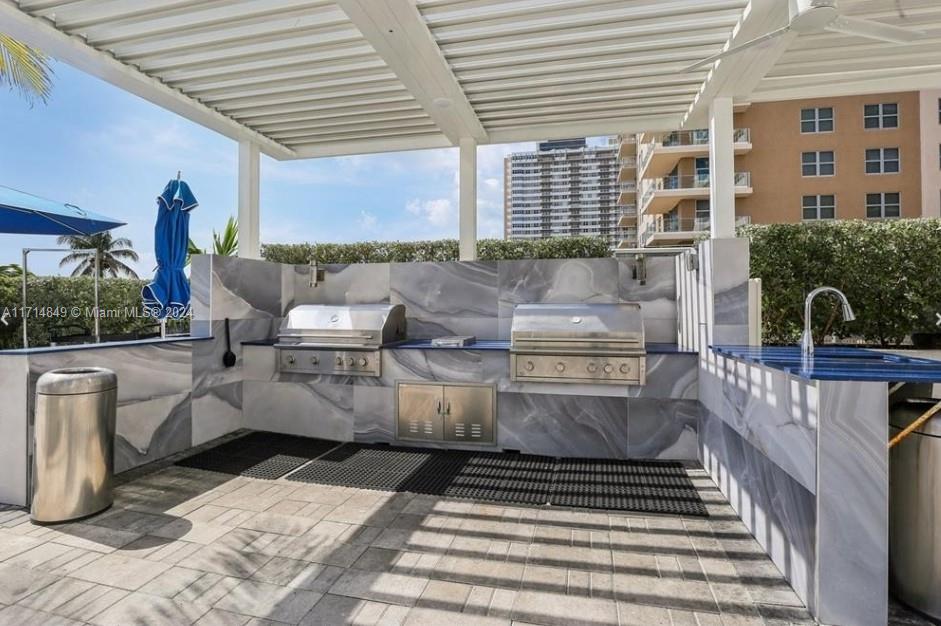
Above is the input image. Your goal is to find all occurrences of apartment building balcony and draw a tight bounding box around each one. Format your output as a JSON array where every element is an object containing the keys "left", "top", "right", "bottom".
[
  {"left": 617, "top": 205, "right": 637, "bottom": 228},
  {"left": 641, "top": 215, "right": 751, "bottom": 247},
  {"left": 639, "top": 172, "right": 752, "bottom": 215},
  {"left": 617, "top": 181, "right": 637, "bottom": 207},
  {"left": 617, "top": 156, "right": 636, "bottom": 183},
  {"left": 617, "top": 134, "right": 636, "bottom": 158},
  {"left": 637, "top": 128, "right": 751, "bottom": 179}
]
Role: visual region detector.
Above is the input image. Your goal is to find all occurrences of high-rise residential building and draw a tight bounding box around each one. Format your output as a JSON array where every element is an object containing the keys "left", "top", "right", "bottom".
[
  {"left": 503, "top": 138, "right": 627, "bottom": 247},
  {"left": 618, "top": 90, "right": 941, "bottom": 248}
]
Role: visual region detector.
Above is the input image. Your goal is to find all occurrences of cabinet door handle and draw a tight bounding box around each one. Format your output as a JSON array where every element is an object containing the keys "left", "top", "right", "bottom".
[
  {"left": 445, "top": 401, "right": 451, "bottom": 415},
  {"left": 436, "top": 400, "right": 442, "bottom": 415}
]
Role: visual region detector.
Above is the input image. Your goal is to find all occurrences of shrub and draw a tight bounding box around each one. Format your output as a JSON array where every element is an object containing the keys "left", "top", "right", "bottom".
[
  {"left": 260, "top": 237, "right": 611, "bottom": 265},
  {"left": 0, "top": 276, "right": 186, "bottom": 349},
  {"left": 739, "top": 219, "right": 941, "bottom": 346}
]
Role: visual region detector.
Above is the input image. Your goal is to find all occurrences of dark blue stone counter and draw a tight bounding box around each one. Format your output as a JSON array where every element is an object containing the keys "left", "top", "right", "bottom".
[
  {"left": 0, "top": 335, "right": 213, "bottom": 356},
  {"left": 243, "top": 337, "right": 696, "bottom": 355},
  {"left": 711, "top": 345, "right": 941, "bottom": 382}
]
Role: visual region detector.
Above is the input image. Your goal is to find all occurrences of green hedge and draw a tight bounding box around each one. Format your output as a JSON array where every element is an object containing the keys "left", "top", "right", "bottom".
[
  {"left": 260, "top": 237, "right": 611, "bottom": 265},
  {"left": 740, "top": 219, "right": 941, "bottom": 346},
  {"left": 0, "top": 277, "right": 187, "bottom": 349}
]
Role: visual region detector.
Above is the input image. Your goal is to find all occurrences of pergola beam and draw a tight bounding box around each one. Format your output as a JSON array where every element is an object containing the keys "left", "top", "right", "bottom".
[
  {"left": 335, "top": 0, "right": 487, "bottom": 145},
  {"left": 0, "top": 0, "right": 295, "bottom": 160}
]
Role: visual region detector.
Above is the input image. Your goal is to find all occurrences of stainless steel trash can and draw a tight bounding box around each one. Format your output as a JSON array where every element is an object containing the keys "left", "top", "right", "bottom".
[
  {"left": 889, "top": 398, "right": 941, "bottom": 621},
  {"left": 31, "top": 367, "right": 117, "bottom": 524}
]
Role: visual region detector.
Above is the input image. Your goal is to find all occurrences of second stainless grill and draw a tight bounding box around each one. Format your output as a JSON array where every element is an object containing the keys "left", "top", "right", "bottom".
[
  {"left": 509, "top": 303, "right": 646, "bottom": 385},
  {"left": 276, "top": 304, "right": 406, "bottom": 377}
]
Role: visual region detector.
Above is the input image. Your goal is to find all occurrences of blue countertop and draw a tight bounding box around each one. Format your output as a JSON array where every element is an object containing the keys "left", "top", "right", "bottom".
[
  {"left": 0, "top": 335, "right": 213, "bottom": 356},
  {"left": 711, "top": 345, "right": 941, "bottom": 382},
  {"left": 243, "top": 337, "right": 695, "bottom": 355}
]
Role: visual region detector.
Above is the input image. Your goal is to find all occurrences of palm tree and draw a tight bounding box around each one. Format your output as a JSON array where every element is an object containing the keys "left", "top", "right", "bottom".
[
  {"left": 0, "top": 264, "right": 24, "bottom": 277},
  {"left": 57, "top": 233, "right": 140, "bottom": 278},
  {"left": 0, "top": 35, "right": 53, "bottom": 106},
  {"left": 188, "top": 217, "right": 238, "bottom": 260}
]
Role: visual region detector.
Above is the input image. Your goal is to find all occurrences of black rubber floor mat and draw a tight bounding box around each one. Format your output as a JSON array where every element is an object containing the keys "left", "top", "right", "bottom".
[
  {"left": 550, "top": 458, "right": 707, "bottom": 516},
  {"left": 176, "top": 434, "right": 338, "bottom": 479}
]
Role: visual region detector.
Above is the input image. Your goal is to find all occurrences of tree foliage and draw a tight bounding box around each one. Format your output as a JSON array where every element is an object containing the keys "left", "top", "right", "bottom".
[
  {"left": 57, "top": 232, "right": 140, "bottom": 278},
  {"left": 0, "top": 35, "right": 53, "bottom": 106},
  {"left": 261, "top": 237, "right": 612, "bottom": 265},
  {"left": 740, "top": 219, "right": 941, "bottom": 346}
]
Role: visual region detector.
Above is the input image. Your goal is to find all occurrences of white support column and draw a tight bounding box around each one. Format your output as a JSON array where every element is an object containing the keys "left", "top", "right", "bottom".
[
  {"left": 708, "top": 97, "right": 736, "bottom": 239},
  {"left": 238, "top": 140, "right": 261, "bottom": 259},
  {"left": 459, "top": 137, "right": 477, "bottom": 261}
]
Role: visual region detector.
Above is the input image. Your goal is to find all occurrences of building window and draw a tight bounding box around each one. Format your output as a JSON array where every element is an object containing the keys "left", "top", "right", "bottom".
[
  {"left": 801, "top": 107, "right": 833, "bottom": 133},
  {"left": 864, "top": 103, "right": 898, "bottom": 129},
  {"left": 801, "top": 151, "right": 835, "bottom": 176},
  {"left": 695, "top": 200, "right": 710, "bottom": 229},
  {"left": 866, "top": 192, "right": 900, "bottom": 218},
  {"left": 694, "top": 157, "right": 709, "bottom": 186},
  {"left": 865, "top": 147, "right": 900, "bottom": 174},
  {"left": 802, "top": 195, "right": 835, "bottom": 220}
]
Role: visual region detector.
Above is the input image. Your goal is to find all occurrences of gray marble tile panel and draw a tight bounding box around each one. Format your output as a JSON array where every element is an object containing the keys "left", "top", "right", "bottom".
[
  {"left": 643, "top": 317, "right": 678, "bottom": 344},
  {"left": 705, "top": 238, "right": 749, "bottom": 326},
  {"left": 699, "top": 407, "right": 816, "bottom": 612},
  {"left": 626, "top": 398, "right": 698, "bottom": 460},
  {"left": 191, "top": 381, "right": 242, "bottom": 447},
  {"left": 290, "top": 263, "right": 390, "bottom": 309},
  {"left": 380, "top": 348, "right": 493, "bottom": 387},
  {"left": 698, "top": 354, "right": 817, "bottom": 493},
  {"left": 617, "top": 256, "right": 678, "bottom": 342},
  {"left": 391, "top": 261, "right": 498, "bottom": 340},
  {"left": 211, "top": 255, "right": 282, "bottom": 320},
  {"left": 0, "top": 356, "right": 29, "bottom": 505},
  {"left": 628, "top": 353, "right": 697, "bottom": 400},
  {"left": 353, "top": 386, "right": 395, "bottom": 444},
  {"left": 816, "top": 381, "right": 888, "bottom": 626},
  {"left": 497, "top": 258, "right": 618, "bottom": 339},
  {"left": 243, "top": 381, "right": 353, "bottom": 441},
  {"left": 497, "top": 392, "right": 628, "bottom": 459},
  {"left": 190, "top": 254, "right": 212, "bottom": 323},
  {"left": 27, "top": 342, "right": 194, "bottom": 473}
]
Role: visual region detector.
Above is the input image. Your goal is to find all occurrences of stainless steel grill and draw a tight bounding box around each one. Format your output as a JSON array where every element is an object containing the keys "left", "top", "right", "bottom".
[
  {"left": 276, "top": 304, "right": 406, "bottom": 377},
  {"left": 510, "top": 303, "right": 646, "bottom": 385}
]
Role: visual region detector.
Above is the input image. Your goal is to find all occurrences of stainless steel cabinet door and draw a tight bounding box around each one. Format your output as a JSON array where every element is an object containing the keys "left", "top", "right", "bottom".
[
  {"left": 397, "top": 383, "right": 443, "bottom": 441},
  {"left": 444, "top": 385, "right": 494, "bottom": 444}
]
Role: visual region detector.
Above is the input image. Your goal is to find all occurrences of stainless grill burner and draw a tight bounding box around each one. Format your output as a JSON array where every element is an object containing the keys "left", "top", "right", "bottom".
[
  {"left": 276, "top": 304, "right": 406, "bottom": 377},
  {"left": 510, "top": 303, "right": 646, "bottom": 385}
]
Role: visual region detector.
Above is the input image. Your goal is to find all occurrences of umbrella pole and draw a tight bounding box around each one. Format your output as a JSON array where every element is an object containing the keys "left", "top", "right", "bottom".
[
  {"left": 21, "top": 249, "right": 28, "bottom": 349},
  {"left": 93, "top": 250, "right": 100, "bottom": 343}
]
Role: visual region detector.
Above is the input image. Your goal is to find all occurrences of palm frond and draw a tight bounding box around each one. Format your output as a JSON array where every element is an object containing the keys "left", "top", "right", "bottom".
[{"left": 0, "top": 35, "right": 53, "bottom": 106}]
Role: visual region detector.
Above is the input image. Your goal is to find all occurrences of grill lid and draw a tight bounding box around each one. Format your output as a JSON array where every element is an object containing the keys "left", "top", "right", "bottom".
[
  {"left": 277, "top": 304, "right": 406, "bottom": 348},
  {"left": 510, "top": 303, "right": 645, "bottom": 353}
]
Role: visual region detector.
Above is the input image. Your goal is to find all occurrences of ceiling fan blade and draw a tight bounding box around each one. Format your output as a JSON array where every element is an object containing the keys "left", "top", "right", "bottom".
[
  {"left": 825, "top": 15, "right": 924, "bottom": 43},
  {"left": 683, "top": 25, "right": 792, "bottom": 72}
]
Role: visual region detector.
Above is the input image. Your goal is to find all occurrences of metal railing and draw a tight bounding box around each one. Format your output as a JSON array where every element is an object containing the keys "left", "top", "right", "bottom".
[
  {"left": 641, "top": 215, "right": 751, "bottom": 245},
  {"left": 618, "top": 156, "right": 636, "bottom": 168},
  {"left": 636, "top": 128, "right": 751, "bottom": 173},
  {"left": 639, "top": 172, "right": 751, "bottom": 211}
]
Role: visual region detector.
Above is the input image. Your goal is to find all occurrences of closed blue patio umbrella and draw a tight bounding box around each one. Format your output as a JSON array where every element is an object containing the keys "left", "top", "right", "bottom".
[
  {"left": 142, "top": 176, "right": 197, "bottom": 319},
  {"left": 0, "top": 185, "right": 125, "bottom": 235}
]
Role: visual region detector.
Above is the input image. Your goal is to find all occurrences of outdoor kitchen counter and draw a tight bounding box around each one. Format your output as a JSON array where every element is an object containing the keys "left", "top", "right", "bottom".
[
  {"left": 711, "top": 344, "right": 941, "bottom": 382},
  {"left": 242, "top": 338, "right": 696, "bottom": 354},
  {"left": 701, "top": 345, "right": 903, "bottom": 626}
]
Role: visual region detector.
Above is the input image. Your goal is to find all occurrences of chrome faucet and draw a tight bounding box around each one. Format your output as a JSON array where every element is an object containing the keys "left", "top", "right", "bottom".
[{"left": 800, "top": 287, "right": 855, "bottom": 359}]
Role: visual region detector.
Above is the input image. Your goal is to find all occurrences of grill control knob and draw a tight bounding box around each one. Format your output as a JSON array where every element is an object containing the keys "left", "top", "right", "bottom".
[
  {"left": 310, "top": 356, "right": 319, "bottom": 365},
  {"left": 619, "top": 363, "right": 631, "bottom": 374},
  {"left": 555, "top": 362, "right": 566, "bottom": 372},
  {"left": 586, "top": 362, "right": 598, "bottom": 373},
  {"left": 286, "top": 355, "right": 296, "bottom": 365},
  {"left": 603, "top": 364, "right": 614, "bottom": 374},
  {"left": 359, "top": 358, "right": 368, "bottom": 367},
  {"left": 524, "top": 361, "right": 535, "bottom": 372},
  {"left": 346, "top": 357, "right": 355, "bottom": 366},
  {"left": 335, "top": 356, "right": 343, "bottom": 365}
]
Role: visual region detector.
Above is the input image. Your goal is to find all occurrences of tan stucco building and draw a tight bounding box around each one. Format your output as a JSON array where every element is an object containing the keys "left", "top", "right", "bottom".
[{"left": 619, "top": 90, "right": 941, "bottom": 248}]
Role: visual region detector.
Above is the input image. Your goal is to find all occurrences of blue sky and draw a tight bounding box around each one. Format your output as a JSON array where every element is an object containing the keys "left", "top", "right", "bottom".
[{"left": 0, "top": 61, "right": 553, "bottom": 277}]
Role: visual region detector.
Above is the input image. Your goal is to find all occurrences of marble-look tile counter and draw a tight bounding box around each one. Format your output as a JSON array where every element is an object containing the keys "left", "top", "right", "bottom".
[
  {"left": 241, "top": 340, "right": 699, "bottom": 461},
  {"left": 0, "top": 336, "right": 209, "bottom": 508},
  {"left": 699, "top": 348, "right": 890, "bottom": 626}
]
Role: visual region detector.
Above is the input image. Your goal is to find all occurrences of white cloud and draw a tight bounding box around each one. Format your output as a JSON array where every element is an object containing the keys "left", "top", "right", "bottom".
[
  {"left": 406, "top": 197, "right": 455, "bottom": 227},
  {"left": 357, "top": 210, "right": 378, "bottom": 230}
]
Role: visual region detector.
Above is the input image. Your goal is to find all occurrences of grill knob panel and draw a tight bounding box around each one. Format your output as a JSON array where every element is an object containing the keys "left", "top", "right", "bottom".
[
  {"left": 555, "top": 362, "right": 566, "bottom": 372},
  {"left": 586, "top": 362, "right": 598, "bottom": 373},
  {"left": 603, "top": 364, "right": 613, "bottom": 374}
]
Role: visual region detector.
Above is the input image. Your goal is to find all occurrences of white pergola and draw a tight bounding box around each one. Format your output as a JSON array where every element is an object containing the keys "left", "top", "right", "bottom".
[{"left": 3, "top": 0, "right": 941, "bottom": 258}]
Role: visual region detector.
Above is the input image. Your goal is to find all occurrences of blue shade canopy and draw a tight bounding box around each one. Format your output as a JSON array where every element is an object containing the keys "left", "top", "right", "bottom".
[
  {"left": 142, "top": 179, "right": 197, "bottom": 320},
  {"left": 0, "top": 185, "right": 126, "bottom": 235}
]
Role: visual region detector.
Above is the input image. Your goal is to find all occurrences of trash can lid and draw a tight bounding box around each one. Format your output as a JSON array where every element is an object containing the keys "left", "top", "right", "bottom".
[{"left": 37, "top": 367, "right": 117, "bottom": 396}]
